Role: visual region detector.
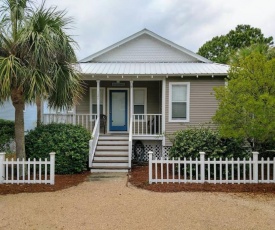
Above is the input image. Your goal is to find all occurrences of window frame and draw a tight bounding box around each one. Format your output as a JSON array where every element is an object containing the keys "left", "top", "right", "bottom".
[
  {"left": 169, "top": 82, "right": 190, "bottom": 122},
  {"left": 89, "top": 87, "right": 106, "bottom": 116},
  {"left": 133, "top": 88, "right": 147, "bottom": 121}
]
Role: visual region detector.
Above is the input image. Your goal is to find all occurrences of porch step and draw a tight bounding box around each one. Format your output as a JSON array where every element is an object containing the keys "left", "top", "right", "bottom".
[
  {"left": 97, "top": 145, "right": 128, "bottom": 151},
  {"left": 92, "top": 163, "right": 128, "bottom": 169},
  {"left": 91, "top": 135, "right": 129, "bottom": 172},
  {"left": 95, "top": 151, "right": 128, "bottom": 157},
  {"left": 94, "top": 156, "right": 128, "bottom": 163},
  {"left": 99, "top": 136, "right": 128, "bottom": 140},
  {"left": 98, "top": 140, "right": 128, "bottom": 146},
  {"left": 91, "top": 169, "right": 128, "bottom": 173}
]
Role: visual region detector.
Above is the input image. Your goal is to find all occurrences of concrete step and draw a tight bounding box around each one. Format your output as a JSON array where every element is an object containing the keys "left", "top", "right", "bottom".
[
  {"left": 99, "top": 136, "right": 128, "bottom": 141},
  {"left": 95, "top": 151, "right": 128, "bottom": 157},
  {"left": 98, "top": 140, "right": 128, "bottom": 146},
  {"left": 92, "top": 162, "right": 128, "bottom": 169},
  {"left": 94, "top": 156, "right": 128, "bottom": 163},
  {"left": 90, "top": 169, "right": 128, "bottom": 173},
  {"left": 97, "top": 145, "right": 128, "bottom": 151}
]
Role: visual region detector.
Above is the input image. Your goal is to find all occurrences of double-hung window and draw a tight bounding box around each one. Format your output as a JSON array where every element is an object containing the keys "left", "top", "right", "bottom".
[
  {"left": 90, "top": 88, "right": 105, "bottom": 115},
  {"left": 134, "top": 88, "right": 147, "bottom": 119},
  {"left": 169, "top": 82, "right": 190, "bottom": 122}
]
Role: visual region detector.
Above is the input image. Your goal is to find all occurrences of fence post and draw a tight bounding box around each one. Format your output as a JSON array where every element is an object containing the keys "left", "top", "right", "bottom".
[
  {"left": 0, "top": 152, "right": 6, "bottom": 184},
  {"left": 199, "top": 152, "right": 205, "bottom": 183},
  {"left": 49, "top": 152, "right": 56, "bottom": 185},
  {"left": 148, "top": 151, "right": 153, "bottom": 184},
  {"left": 252, "top": 151, "right": 259, "bottom": 183}
]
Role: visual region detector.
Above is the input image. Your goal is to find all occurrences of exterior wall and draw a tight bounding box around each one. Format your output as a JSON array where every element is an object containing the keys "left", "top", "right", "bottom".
[
  {"left": 165, "top": 76, "right": 225, "bottom": 146},
  {"left": 75, "top": 80, "right": 161, "bottom": 115}
]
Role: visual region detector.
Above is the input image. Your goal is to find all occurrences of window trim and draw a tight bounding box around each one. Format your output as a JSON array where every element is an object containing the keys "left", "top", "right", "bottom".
[
  {"left": 169, "top": 82, "right": 190, "bottom": 122},
  {"left": 133, "top": 88, "right": 147, "bottom": 121},
  {"left": 89, "top": 87, "right": 106, "bottom": 116}
]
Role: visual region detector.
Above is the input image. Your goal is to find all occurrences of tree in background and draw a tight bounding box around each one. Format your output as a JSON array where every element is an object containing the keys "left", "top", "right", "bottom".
[
  {"left": 213, "top": 49, "right": 275, "bottom": 151},
  {"left": 0, "top": 0, "right": 82, "bottom": 159},
  {"left": 197, "top": 25, "right": 273, "bottom": 64}
]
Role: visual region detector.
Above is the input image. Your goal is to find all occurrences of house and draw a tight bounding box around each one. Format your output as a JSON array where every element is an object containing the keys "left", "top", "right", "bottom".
[
  {"left": 2, "top": 29, "right": 229, "bottom": 172},
  {"left": 44, "top": 28, "right": 228, "bottom": 172}
]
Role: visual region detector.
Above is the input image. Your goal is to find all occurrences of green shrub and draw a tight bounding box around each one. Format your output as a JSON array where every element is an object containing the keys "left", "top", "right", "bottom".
[
  {"left": 25, "top": 123, "right": 91, "bottom": 174},
  {"left": 169, "top": 127, "right": 249, "bottom": 160},
  {"left": 0, "top": 119, "right": 15, "bottom": 152}
]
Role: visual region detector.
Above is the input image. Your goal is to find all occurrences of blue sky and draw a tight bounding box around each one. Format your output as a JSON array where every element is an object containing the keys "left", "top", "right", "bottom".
[{"left": 44, "top": 0, "right": 275, "bottom": 61}]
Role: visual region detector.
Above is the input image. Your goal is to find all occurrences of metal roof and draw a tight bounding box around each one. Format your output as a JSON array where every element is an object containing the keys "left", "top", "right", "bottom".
[{"left": 79, "top": 62, "right": 229, "bottom": 75}]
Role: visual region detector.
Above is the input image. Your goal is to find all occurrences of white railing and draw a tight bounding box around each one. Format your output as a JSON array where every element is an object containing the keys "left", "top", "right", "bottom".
[
  {"left": 43, "top": 114, "right": 97, "bottom": 132},
  {"left": 89, "top": 117, "right": 100, "bottom": 167},
  {"left": 128, "top": 115, "right": 133, "bottom": 168},
  {"left": 132, "top": 114, "right": 162, "bottom": 136},
  {"left": 0, "top": 152, "right": 55, "bottom": 185},
  {"left": 149, "top": 151, "right": 275, "bottom": 184}
]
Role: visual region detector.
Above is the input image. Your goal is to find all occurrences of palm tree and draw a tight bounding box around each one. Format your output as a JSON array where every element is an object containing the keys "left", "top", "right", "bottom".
[{"left": 0, "top": 0, "right": 82, "bottom": 159}]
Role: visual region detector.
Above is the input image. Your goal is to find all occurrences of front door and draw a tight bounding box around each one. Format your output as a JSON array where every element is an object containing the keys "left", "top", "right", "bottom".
[{"left": 109, "top": 90, "right": 128, "bottom": 131}]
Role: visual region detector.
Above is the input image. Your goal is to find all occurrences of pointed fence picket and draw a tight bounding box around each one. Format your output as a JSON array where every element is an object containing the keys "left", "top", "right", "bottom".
[
  {"left": 0, "top": 152, "right": 56, "bottom": 185},
  {"left": 148, "top": 151, "right": 275, "bottom": 184}
]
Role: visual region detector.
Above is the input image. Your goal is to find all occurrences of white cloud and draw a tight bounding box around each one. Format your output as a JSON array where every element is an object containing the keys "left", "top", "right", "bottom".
[{"left": 41, "top": 0, "right": 275, "bottom": 60}]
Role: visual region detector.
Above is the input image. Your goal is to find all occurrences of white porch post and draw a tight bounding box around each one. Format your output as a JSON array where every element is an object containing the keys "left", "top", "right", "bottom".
[
  {"left": 96, "top": 80, "right": 100, "bottom": 122},
  {"left": 130, "top": 81, "right": 134, "bottom": 123},
  {"left": 162, "top": 77, "right": 166, "bottom": 152}
]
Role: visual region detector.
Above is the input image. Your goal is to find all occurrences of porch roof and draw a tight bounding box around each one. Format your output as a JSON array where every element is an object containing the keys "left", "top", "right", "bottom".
[{"left": 79, "top": 62, "right": 229, "bottom": 76}]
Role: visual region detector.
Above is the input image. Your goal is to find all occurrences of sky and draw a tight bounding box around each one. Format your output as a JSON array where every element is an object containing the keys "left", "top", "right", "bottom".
[{"left": 42, "top": 0, "right": 275, "bottom": 61}]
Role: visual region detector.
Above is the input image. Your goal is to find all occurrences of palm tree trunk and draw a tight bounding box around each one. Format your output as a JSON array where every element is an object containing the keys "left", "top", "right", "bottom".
[
  {"left": 36, "top": 96, "right": 42, "bottom": 126},
  {"left": 11, "top": 88, "right": 25, "bottom": 160}
]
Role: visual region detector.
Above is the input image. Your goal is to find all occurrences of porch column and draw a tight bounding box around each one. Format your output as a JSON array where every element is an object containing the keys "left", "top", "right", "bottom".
[
  {"left": 162, "top": 78, "right": 166, "bottom": 149},
  {"left": 130, "top": 81, "right": 134, "bottom": 124},
  {"left": 96, "top": 80, "right": 100, "bottom": 122}
]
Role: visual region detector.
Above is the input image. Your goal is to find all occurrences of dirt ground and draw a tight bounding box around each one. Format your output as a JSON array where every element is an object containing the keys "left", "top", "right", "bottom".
[{"left": 0, "top": 166, "right": 275, "bottom": 229}]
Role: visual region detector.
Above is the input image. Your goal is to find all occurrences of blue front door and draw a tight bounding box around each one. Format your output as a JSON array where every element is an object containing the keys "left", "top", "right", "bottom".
[{"left": 109, "top": 90, "right": 128, "bottom": 131}]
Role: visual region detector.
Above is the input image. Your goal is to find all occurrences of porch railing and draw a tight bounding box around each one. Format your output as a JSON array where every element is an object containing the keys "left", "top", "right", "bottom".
[
  {"left": 132, "top": 114, "right": 162, "bottom": 136},
  {"left": 43, "top": 113, "right": 97, "bottom": 132},
  {"left": 89, "top": 116, "right": 100, "bottom": 167}
]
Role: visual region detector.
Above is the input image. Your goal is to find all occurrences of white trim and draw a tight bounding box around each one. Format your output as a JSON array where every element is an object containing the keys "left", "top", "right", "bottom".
[
  {"left": 169, "top": 82, "right": 190, "bottom": 122},
  {"left": 107, "top": 88, "right": 129, "bottom": 133},
  {"left": 89, "top": 87, "right": 106, "bottom": 116},
  {"left": 133, "top": 88, "right": 147, "bottom": 121},
  {"left": 162, "top": 78, "right": 166, "bottom": 146}
]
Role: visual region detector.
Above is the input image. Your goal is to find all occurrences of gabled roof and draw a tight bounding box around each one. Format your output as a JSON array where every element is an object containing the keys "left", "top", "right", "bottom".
[{"left": 79, "top": 29, "right": 211, "bottom": 63}]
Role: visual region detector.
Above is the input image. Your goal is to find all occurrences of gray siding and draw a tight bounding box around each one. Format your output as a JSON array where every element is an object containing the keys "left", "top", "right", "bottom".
[
  {"left": 165, "top": 77, "right": 225, "bottom": 146},
  {"left": 76, "top": 80, "right": 161, "bottom": 116}
]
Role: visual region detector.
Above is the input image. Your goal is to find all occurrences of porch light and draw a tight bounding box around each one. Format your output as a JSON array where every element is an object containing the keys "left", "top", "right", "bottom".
[
  {"left": 196, "top": 75, "right": 199, "bottom": 78},
  {"left": 212, "top": 74, "right": 214, "bottom": 78}
]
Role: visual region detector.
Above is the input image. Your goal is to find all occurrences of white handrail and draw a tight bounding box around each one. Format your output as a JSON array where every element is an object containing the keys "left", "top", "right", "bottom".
[
  {"left": 89, "top": 117, "right": 100, "bottom": 168},
  {"left": 128, "top": 115, "right": 133, "bottom": 168}
]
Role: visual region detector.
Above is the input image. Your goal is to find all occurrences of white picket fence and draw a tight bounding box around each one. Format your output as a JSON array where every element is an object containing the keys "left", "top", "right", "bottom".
[
  {"left": 0, "top": 152, "right": 56, "bottom": 185},
  {"left": 148, "top": 151, "right": 275, "bottom": 184}
]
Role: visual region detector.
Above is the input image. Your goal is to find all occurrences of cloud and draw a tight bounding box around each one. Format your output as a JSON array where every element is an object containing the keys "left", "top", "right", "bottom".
[{"left": 41, "top": 0, "right": 275, "bottom": 60}]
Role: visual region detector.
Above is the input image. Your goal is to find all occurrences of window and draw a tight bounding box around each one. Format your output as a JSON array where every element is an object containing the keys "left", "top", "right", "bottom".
[
  {"left": 134, "top": 88, "right": 147, "bottom": 119},
  {"left": 90, "top": 88, "right": 105, "bottom": 115},
  {"left": 169, "top": 82, "right": 190, "bottom": 122}
]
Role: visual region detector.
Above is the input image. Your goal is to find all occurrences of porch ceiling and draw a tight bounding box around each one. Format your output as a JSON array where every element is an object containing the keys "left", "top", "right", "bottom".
[{"left": 79, "top": 62, "right": 229, "bottom": 76}]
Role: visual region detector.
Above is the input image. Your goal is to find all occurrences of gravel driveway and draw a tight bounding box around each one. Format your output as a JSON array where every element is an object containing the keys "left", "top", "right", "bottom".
[{"left": 0, "top": 174, "right": 275, "bottom": 230}]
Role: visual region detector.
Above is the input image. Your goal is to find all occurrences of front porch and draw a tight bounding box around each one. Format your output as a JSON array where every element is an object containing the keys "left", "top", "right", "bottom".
[{"left": 42, "top": 79, "right": 166, "bottom": 172}]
